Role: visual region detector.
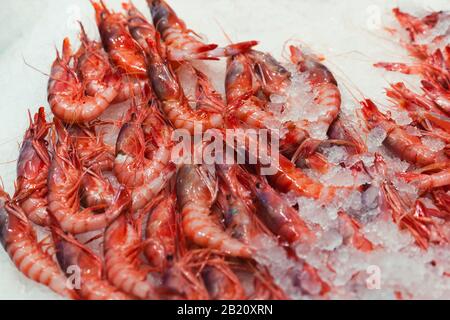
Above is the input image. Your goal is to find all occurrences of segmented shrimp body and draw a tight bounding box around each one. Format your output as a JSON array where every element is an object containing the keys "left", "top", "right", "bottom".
[
  {"left": 48, "top": 38, "right": 120, "bottom": 124},
  {"left": 14, "top": 108, "right": 51, "bottom": 226},
  {"left": 48, "top": 122, "right": 131, "bottom": 234},
  {"left": 398, "top": 168, "right": 450, "bottom": 193},
  {"left": 361, "top": 99, "right": 448, "bottom": 166},
  {"left": 147, "top": 0, "right": 257, "bottom": 62},
  {"left": 114, "top": 108, "right": 176, "bottom": 211},
  {"left": 290, "top": 46, "right": 341, "bottom": 134},
  {"left": 80, "top": 173, "right": 115, "bottom": 208},
  {"left": 93, "top": 0, "right": 147, "bottom": 76},
  {"left": 144, "top": 193, "right": 177, "bottom": 272},
  {"left": 216, "top": 164, "right": 261, "bottom": 243},
  {"left": 176, "top": 165, "right": 253, "bottom": 258},
  {"left": 124, "top": 1, "right": 162, "bottom": 55},
  {"left": 77, "top": 26, "right": 148, "bottom": 104},
  {"left": 146, "top": 40, "right": 224, "bottom": 133},
  {"left": 54, "top": 231, "right": 132, "bottom": 300},
  {"left": 0, "top": 193, "right": 78, "bottom": 300},
  {"left": 104, "top": 215, "right": 159, "bottom": 299}
]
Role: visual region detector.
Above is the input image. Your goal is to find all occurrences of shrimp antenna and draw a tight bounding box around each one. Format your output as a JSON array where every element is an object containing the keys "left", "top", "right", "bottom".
[
  {"left": 22, "top": 56, "right": 51, "bottom": 78},
  {"left": 213, "top": 18, "right": 233, "bottom": 44}
]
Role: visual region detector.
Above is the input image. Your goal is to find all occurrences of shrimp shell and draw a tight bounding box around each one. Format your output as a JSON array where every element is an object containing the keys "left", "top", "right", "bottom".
[
  {"left": 0, "top": 194, "right": 78, "bottom": 300},
  {"left": 176, "top": 165, "right": 253, "bottom": 258}
]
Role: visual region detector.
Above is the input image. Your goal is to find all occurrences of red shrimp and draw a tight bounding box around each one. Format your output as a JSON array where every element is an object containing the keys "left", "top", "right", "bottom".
[
  {"left": 225, "top": 120, "right": 335, "bottom": 200},
  {"left": 0, "top": 192, "right": 78, "bottom": 300},
  {"left": 176, "top": 165, "right": 253, "bottom": 258},
  {"left": 145, "top": 39, "right": 224, "bottom": 133},
  {"left": 80, "top": 173, "right": 115, "bottom": 208},
  {"left": 225, "top": 54, "right": 258, "bottom": 105},
  {"left": 290, "top": 45, "right": 342, "bottom": 134},
  {"left": 216, "top": 164, "right": 265, "bottom": 243},
  {"left": 47, "top": 121, "right": 131, "bottom": 234},
  {"left": 77, "top": 24, "right": 149, "bottom": 104},
  {"left": 247, "top": 49, "right": 291, "bottom": 98},
  {"left": 53, "top": 230, "right": 132, "bottom": 300},
  {"left": 398, "top": 168, "right": 450, "bottom": 194},
  {"left": 92, "top": 0, "right": 147, "bottom": 76},
  {"left": 144, "top": 193, "right": 177, "bottom": 272},
  {"left": 47, "top": 38, "right": 120, "bottom": 124},
  {"left": 147, "top": 0, "right": 257, "bottom": 61},
  {"left": 14, "top": 108, "right": 51, "bottom": 226},
  {"left": 361, "top": 99, "right": 448, "bottom": 166},
  {"left": 392, "top": 8, "right": 443, "bottom": 42},
  {"left": 104, "top": 215, "right": 159, "bottom": 299},
  {"left": 114, "top": 107, "right": 176, "bottom": 211},
  {"left": 124, "top": 1, "right": 162, "bottom": 55},
  {"left": 239, "top": 171, "right": 315, "bottom": 245},
  {"left": 225, "top": 54, "right": 309, "bottom": 155}
]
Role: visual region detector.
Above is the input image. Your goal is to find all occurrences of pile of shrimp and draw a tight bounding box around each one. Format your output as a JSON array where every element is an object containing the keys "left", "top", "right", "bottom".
[{"left": 0, "top": 1, "right": 449, "bottom": 300}]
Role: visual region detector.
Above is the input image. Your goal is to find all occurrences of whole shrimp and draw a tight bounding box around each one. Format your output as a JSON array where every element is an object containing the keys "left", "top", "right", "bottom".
[
  {"left": 47, "top": 120, "right": 131, "bottom": 234},
  {"left": 53, "top": 229, "right": 132, "bottom": 300},
  {"left": 147, "top": 0, "right": 257, "bottom": 61},
  {"left": 114, "top": 106, "right": 176, "bottom": 211},
  {"left": 92, "top": 0, "right": 147, "bottom": 76},
  {"left": 145, "top": 39, "right": 224, "bottom": 133},
  {"left": 48, "top": 38, "right": 120, "bottom": 124},
  {"left": 0, "top": 192, "right": 78, "bottom": 300},
  {"left": 289, "top": 45, "right": 342, "bottom": 135},
  {"left": 176, "top": 164, "right": 253, "bottom": 258},
  {"left": 104, "top": 214, "right": 159, "bottom": 300},
  {"left": 361, "top": 99, "right": 448, "bottom": 166},
  {"left": 14, "top": 108, "right": 51, "bottom": 226},
  {"left": 144, "top": 192, "right": 178, "bottom": 272}
]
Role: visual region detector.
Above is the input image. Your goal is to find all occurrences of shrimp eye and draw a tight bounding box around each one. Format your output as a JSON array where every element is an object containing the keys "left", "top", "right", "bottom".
[
  {"left": 166, "top": 254, "right": 174, "bottom": 262},
  {"left": 226, "top": 194, "right": 232, "bottom": 201},
  {"left": 256, "top": 182, "right": 262, "bottom": 189}
]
